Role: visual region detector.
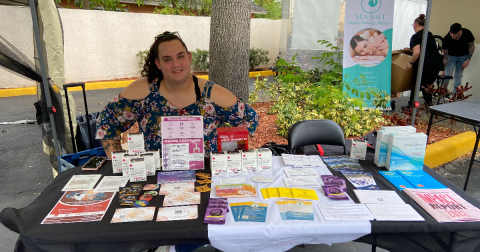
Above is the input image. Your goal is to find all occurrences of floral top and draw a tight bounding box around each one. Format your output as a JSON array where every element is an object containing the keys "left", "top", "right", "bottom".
[{"left": 95, "top": 80, "right": 259, "bottom": 154}]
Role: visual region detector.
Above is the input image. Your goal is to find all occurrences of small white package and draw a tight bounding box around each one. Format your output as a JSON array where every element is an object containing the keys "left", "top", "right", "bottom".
[
  {"left": 146, "top": 149, "right": 162, "bottom": 170},
  {"left": 241, "top": 149, "right": 258, "bottom": 173},
  {"left": 128, "top": 132, "right": 145, "bottom": 155},
  {"left": 129, "top": 157, "right": 147, "bottom": 182},
  {"left": 226, "top": 151, "right": 242, "bottom": 175},
  {"left": 257, "top": 148, "right": 273, "bottom": 173},
  {"left": 350, "top": 139, "right": 367, "bottom": 160},
  {"left": 122, "top": 153, "right": 137, "bottom": 177},
  {"left": 112, "top": 150, "right": 127, "bottom": 174},
  {"left": 385, "top": 132, "right": 427, "bottom": 171},
  {"left": 141, "top": 153, "right": 156, "bottom": 176},
  {"left": 211, "top": 152, "right": 227, "bottom": 177}
]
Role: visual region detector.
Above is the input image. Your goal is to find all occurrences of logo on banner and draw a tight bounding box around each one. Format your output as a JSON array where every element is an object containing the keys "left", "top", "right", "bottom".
[{"left": 361, "top": 0, "right": 381, "bottom": 13}]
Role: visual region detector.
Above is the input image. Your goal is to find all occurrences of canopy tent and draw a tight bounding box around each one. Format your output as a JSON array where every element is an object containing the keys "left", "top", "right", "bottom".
[{"left": 0, "top": 0, "right": 76, "bottom": 175}]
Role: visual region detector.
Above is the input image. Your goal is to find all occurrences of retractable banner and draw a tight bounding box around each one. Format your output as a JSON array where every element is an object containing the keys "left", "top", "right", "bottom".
[{"left": 343, "top": 0, "right": 393, "bottom": 108}]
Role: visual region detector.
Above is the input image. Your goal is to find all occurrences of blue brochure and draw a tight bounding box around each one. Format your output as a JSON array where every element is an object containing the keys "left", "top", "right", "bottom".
[
  {"left": 238, "top": 203, "right": 268, "bottom": 222},
  {"left": 379, "top": 171, "right": 415, "bottom": 190},
  {"left": 397, "top": 170, "right": 447, "bottom": 189}
]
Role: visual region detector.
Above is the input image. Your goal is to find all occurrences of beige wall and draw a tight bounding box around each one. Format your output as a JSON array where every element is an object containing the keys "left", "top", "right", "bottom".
[{"left": 0, "top": 6, "right": 281, "bottom": 88}]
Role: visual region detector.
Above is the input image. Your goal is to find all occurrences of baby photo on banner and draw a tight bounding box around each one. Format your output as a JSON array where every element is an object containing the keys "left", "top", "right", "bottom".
[{"left": 343, "top": 0, "right": 393, "bottom": 108}]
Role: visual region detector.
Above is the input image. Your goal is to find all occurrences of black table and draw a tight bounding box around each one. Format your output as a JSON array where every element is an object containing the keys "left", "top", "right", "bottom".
[
  {"left": 3, "top": 146, "right": 480, "bottom": 252},
  {"left": 426, "top": 99, "right": 480, "bottom": 191}
]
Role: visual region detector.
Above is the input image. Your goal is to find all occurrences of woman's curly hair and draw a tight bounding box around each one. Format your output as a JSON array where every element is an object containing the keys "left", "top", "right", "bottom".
[{"left": 141, "top": 31, "right": 189, "bottom": 83}]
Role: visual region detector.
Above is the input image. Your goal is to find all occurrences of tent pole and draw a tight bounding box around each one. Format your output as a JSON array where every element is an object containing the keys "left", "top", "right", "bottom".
[
  {"left": 411, "top": 0, "right": 433, "bottom": 126},
  {"left": 29, "top": 0, "right": 61, "bottom": 159}
]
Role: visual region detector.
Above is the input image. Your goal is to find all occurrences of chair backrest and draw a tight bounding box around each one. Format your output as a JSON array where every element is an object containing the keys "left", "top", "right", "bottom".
[
  {"left": 433, "top": 35, "right": 444, "bottom": 55},
  {"left": 287, "top": 119, "right": 346, "bottom": 154}
]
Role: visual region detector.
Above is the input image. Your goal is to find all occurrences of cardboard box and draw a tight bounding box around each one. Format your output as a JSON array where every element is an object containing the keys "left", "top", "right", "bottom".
[
  {"left": 217, "top": 126, "right": 248, "bottom": 152},
  {"left": 391, "top": 53, "right": 414, "bottom": 93}
]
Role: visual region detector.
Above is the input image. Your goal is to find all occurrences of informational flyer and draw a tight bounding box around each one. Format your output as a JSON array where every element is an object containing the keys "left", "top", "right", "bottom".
[
  {"left": 94, "top": 176, "right": 129, "bottom": 192},
  {"left": 156, "top": 205, "right": 198, "bottom": 221},
  {"left": 42, "top": 190, "right": 115, "bottom": 224},
  {"left": 161, "top": 116, "right": 204, "bottom": 170},
  {"left": 111, "top": 207, "right": 156, "bottom": 223},
  {"left": 61, "top": 175, "right": 102, "bottom": 191},
  {"left": 366, "top": 204, "right": 425, "bottom": 221},
  {"left": 318, "top": 204, "right": 374, "bottom": 221}
]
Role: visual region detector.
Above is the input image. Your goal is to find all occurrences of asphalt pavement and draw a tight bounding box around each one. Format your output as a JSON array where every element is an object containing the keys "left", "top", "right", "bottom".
[{"left": 0, "top": 77, "right": 478, "bottom": 252}]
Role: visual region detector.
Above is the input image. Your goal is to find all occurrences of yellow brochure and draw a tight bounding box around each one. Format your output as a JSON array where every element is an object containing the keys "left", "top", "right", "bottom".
[
  {"left": 267, "top": 187, "right": 280, "bottom": 198},
  {"left": 260, "top": 188, "right": 270, "bottom": 199},
  {"left": 291, "top": 188, "right": 319, "bottom": 201},
  {"left": 278, "top": 187, "right": 294, "bottom": 198}
]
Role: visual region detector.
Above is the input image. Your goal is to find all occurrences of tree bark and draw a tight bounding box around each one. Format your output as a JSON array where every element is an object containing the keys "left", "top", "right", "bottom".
[{"left": 209, "top": 0, "right": 251, "bottom": 102}]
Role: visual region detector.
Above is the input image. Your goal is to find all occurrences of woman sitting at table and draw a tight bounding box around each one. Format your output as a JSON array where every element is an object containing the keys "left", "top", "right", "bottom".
[
  {"left": 95, "top": 31, "right": 259, "bottom": 252},
  {"left": 96, "top": 31, "right": 259, "bottom": 159}
]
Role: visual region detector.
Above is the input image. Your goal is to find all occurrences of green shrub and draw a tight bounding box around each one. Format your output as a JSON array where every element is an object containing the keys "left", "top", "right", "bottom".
[
  {"left": 136, "top": 50, "right": 149, "bottom": 69},
  {"left": 249, "top": 48, "right": 270, "bottom": 71},
  {"left": 191, "top": 49, "right": 209, "bottom": 72}
]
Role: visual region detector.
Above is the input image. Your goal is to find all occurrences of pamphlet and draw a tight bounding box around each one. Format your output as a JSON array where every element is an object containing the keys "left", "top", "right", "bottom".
[
  {"left": 353, "top": 190, "right": 405, "bottom": 204},
  {"left": 397, "top": 170, "right": 447, "bottom": 189},
  {"left": 278, "top": 187, "right": 294, "bottom": 199},
  {"left": 318, "top": 204, "right": 374, "bottom": 221},
  {"left": 61, "top": 175, "right": 102, "bottom": 191},
  {"left": 230, "top": 202, "right": 267, "bottom": 222},
  {"left": 290, "top": 188, "right": 319, "bottom": 201},
  {"left": 340, "top": 171, "right": 380, "bottom": 190},
  {"left": 111, "top": 207, "right": 156, "bottom": 223},
  {"left": 404, "top": 188, "right": 480, "bottom": 222},
  {"left": 215, "top": 184, "right": 257, "bottom": 198},
  {"left": 42, "top": 190, "right": 115, "bottom": 224},
  {"left": 378, "top": 171, "right": 415, "bottom": 190},
  {"left": 365, "top": 204, "right": 425, "bottom": 221},
  {"left": 163, "top": 191, "right": 201, "bottom": 206},
  {"left": 283, "top": 177, "right": 321, "bottom": 188},
  {"left": 283, "top": 168, "right": 319, "bottom": 178},
  {"left": 161, "top": 116, "right": 204, "bottom": 170},
  {"left": 285, "top": 200, "right": 314, "bottom": 220},
  {"left": 159, "top": 182, "right": 195, "bottom": 196},
  {"left": 156, "top": 205, "right": 198, "bottom": 221},
  {"left": 94, "top": 176, "right": 129, "bottom": 192},
  {"left": 322, "top": 156, "right": 363, "bottom": 172}
]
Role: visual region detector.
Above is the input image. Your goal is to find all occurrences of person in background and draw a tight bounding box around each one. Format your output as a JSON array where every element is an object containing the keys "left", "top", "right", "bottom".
[
  {"left": 441, "top": 23, "right": 475, "bottom": 93},
  {"left": 402, "top": 14, "right": 443, "bottom": 110}
]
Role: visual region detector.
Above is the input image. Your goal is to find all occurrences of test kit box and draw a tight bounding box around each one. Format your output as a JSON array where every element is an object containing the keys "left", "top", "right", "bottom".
[
  {"left": 241, "top": 149, "right": 258, "bottom": 173},
  {"left": 257, "top": 148, "right": 272, "bottom": 172},
  {"left": 129, "top": 157, "right": 147, "bottom": 182},
  {"left": 146, "top": 149, "right": 161, "bottom": 170},
  {"left": 350, "top": 139, "right": 367, "bottom": 160},
  {"left": 211, "top": 152, "right": 227, "bottom": 177},
  {"left": 217, "top": 126, "right": 249, "bottom": 152},
  {"left": 374, "top": 126, "right": 416, "bottom": 167},
  {"left": 226, "top": 151, "right": 242, "bottom": 175},
  {"left": 141, "top": 153, "right": 156, "bottom": 176},
  {"left": 385, "top": 132, "right": 427, "bottom": 171},
  {"left": 112, "top": 150, "right": 127, "bottom": 174},
  {"left": 128, "top": 132, "right": 145, "bottom": 154},
  {"left": 122, "top": 153, "right": 137, "bottom": 177}
]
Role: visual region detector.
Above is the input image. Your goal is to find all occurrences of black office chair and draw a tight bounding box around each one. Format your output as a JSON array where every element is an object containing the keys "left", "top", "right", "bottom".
[{"left": 287, "top": 119, "right": 347, "bottom": 155}]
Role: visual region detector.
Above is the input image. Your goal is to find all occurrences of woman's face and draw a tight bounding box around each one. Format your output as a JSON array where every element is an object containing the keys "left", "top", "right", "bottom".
[
  {"left": 155, "top": 40, "right": 192, "bottom": 83},
  {"left": 354, "top": 40, "right": 372, "bottom": 55}
]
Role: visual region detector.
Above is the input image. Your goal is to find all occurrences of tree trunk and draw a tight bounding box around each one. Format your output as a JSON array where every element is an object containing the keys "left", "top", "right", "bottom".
[
  {"left": 82, "top": 0, "right": 89, "bottom": 10},
  {"left": 209, "top": 0, "right": 251, "bottom": 102}
]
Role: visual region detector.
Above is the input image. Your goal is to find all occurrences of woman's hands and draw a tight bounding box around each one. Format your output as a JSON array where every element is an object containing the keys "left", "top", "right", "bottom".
[{"left": 374, "top": 34, "right": 388, "bottom": 50}]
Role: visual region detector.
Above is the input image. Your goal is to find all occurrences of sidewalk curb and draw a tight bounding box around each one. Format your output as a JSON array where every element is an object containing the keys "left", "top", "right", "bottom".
[
  {"left": 424, "top": 131, "right": 477, "bottom": 168},
  {"left": 0, "top": 71, "right": 274, "bottom": 98}
]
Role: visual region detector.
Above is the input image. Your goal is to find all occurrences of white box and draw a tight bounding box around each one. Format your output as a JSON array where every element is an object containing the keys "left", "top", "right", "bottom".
[
  {"left": 211, "top": 152, "right": 227, "bottom": 177},
  {"left": 241, "top": 149, "right": 258, "bottom": 173},
  {"left": 129, "top": 157, "right": 147, "bottom": 182},
  {"left": 257, "top": 148, "right": 273, "bottom": 172},
  {"left": 350, "top": 139, "right": 367, "bottom": 160},
  {"left": 122, "top": 153, "right": 137, "bottom": 177},
  {"left": 141, "top": 153, "right": 156, "bottom": 176},
  {"left": 128, "top": 132, "right": 145, "bottom": 155},
  {"left": 385, "top": 133, "right": 427, "bottom": 171},
  {"left": 374, "top": 127, "right": 416, "bottom": 167},
  {"left": 146, "top": 149, "right": 162, "bottom": 170},
  {"left": 111, "top": 150, "right": 127, "bottom": 174},
  {"left": 226, "top": 151, "right": 242, "bottom": 175}
]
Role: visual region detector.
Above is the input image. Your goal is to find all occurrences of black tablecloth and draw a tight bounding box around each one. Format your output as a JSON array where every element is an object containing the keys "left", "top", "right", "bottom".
[{"left": 3, "top": 144, "right": 480, "bottom": 252}]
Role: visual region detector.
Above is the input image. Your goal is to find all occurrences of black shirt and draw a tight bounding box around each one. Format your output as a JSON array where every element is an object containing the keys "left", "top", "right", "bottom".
[
  {"left": 442, "top": 28, "right": 475, "bottom": 56},
  {"left": 410, "top": 29, "right": 442, "bottom": 63}
]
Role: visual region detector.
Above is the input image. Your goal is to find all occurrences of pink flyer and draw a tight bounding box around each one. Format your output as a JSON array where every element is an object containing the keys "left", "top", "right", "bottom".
[{"left": 161, "top": 116, "right": 204, "bottom": 170}]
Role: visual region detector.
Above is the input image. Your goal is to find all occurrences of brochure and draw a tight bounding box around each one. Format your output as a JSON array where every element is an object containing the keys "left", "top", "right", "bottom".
[
  {"left": 353, "top": 190, "right": 405, "bottom": 204},
  {"left": 283, "top": 168, "right": 319, "bottom": 178},
  {"left": 365, "top": 204, "right": 425, "bottom": 221},
  {"left": 157, "top": 205, "right": 198, "bottom": 221},
  {"left": 237, "top": 202, "right": 268, "bottom": 222},
  {"left": 291, "top": 188, "right": 319, "bottom": 201},
  {"left": 340, "top": 171, "right": 380, "bottom": 190},
  {"left": 230, "top": 202, "right": 253, "bottom": 222},
  {"left": 159, "top": 182, "right": 195, "bottom": 196},
  {"left": 404, "top": 188, "right": 480, "bottom": 222},
  {"left": 283, "top": 177, "right": 321, "bottom": 188},
  {"left": 215, "top": 184, "right": 257, "bottom": 198},
  {"left": 161, "top": 116, "right": 204, "bottom": 170},
  {"left": 111, "top": 207, "right": 156, "bottom": 223},
  {"left": 321, "top": 156, "right": 363, "bottom": 171},
  {"left": 42, "top": 190, "right": 115, "bottom": 224},
  {"left": 378, "top": 171, "right": 415, "bottom": 190},
  {"left": 285, "top": 200, "right": 314, "bottom": 220},
  {"left": 318, "top": 204, "right": 375, "bottom": 221},
  {"left": 397, "top": 170, "right": 447, "bottom": 189},
  {"left": 157, "top": 170, "right": 196, "bottom": 184},
  {"left": 163, "top": 191, "right": 201, "bottom": 206},
  {"left": 94, "top": 176, "right": 129, "bottom": 192},
  {"left": 276, "top": 201, "right": 288, "bottom": 220},
  {"left": 61, "top": 175, "right": 102, "bottom": 191}
]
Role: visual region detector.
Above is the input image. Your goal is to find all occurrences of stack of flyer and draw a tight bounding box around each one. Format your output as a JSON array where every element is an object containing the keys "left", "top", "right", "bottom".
[
  {"left": 215, "top": 184, "right": 257, "bottom": 198},
  {"left": 379, "top": 170, "right": 446, "bottom": 190},
  {"left": 276, "top": 200, "right": 314, "bottom": 220},
  {"left": 260, "top": 187, "right": 319, "bottom": 201},
  {"left": 230, "top": 202, "right": 268, "bottom": 222},
  {"left": 161, "top": 182, "right": 201, "bottom": 207},
  {"left": 282, "top": 154, "right": 325, "bottom": 168}
]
